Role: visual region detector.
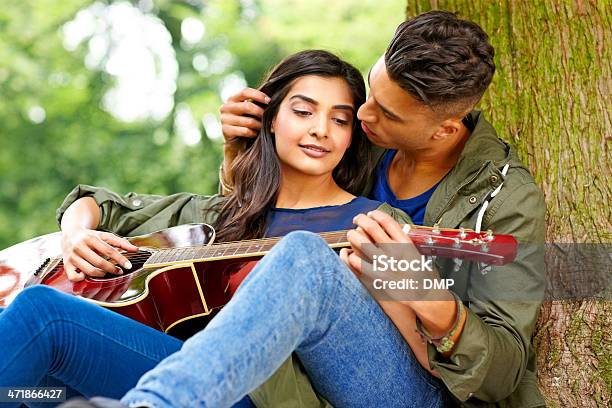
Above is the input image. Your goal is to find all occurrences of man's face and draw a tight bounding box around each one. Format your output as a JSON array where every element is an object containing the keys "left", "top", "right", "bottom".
[{"left": 357, "top": 57, "right": 441, "bottom": 151}]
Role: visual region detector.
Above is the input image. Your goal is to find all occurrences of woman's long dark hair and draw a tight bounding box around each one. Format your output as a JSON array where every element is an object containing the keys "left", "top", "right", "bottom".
[{"left": 213, "top": 50, "right": 372, "bottom": 242}]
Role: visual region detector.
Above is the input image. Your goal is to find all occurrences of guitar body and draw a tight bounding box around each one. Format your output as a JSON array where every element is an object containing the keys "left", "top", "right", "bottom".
[{"left": 0, "top": 224, "right": 257, "bottom": 338}]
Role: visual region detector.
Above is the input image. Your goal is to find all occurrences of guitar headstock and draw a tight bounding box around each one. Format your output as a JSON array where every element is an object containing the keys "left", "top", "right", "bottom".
[{"left": 402, "top": 224, "right": 518, "bottom": 265}]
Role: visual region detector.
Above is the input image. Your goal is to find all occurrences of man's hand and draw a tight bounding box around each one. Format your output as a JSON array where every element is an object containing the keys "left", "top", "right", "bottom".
[
  {"left": 346, "top": 210, "right": 445, "bottom": 303},
  {"left": 61, "top": 228, "right": 139, "bottom": 282},
  {"left": 348, "top": 210, "right": 459, "bottom": 341},
  {"left": 219, "top": 87, "right": 269, "bottom": 142},
  {"left": 219, "top": 88, "right": 270, "bottom": 192}
]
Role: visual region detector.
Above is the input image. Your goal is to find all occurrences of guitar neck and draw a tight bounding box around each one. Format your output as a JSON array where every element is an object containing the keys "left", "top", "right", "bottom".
[
  {"left": 144, "top": 225, "right": 517, "bottom": 267},
  {"left": 145, "top": 230, "right": 350, "bottom": 266}
]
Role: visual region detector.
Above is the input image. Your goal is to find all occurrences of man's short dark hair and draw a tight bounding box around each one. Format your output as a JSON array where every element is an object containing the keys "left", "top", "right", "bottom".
[{"left": 385, "top": 10, "right": 495, "bottom": 117}]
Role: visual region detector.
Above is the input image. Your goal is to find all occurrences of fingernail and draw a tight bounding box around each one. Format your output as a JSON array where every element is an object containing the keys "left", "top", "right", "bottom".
[
  {"left": 115, "top": 267, "right": 123, "bottom": 275},
  {"left": 367, "top": 211, "right": 373, "bottom": 216},
  {"left": 265, "top": 96, "right": 271, "bottom": 103},
  {"left": 124, "top": 260, "right": 132, "bottom": 269}
]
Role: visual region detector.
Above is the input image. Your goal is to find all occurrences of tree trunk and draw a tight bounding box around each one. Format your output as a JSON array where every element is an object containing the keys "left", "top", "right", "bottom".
[{"left": 405, "top": 1, "right": 611, "bottom": 406}]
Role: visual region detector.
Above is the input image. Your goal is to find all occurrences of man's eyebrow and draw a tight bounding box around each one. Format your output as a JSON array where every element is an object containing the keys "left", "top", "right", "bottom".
[
  {"left": 366, "top": 71, "right": 401, "bottom": 121},
  {"left": 290, "top": 94, "right": 355, "bottom": 113},
  {"left": 375, "top": 97, "right": 401, "bottom": 121}
]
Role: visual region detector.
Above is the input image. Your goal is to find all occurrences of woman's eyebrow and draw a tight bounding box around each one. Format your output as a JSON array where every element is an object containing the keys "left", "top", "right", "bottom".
[{"left": 290, "top": 94, "right": 355, "bottom": 113}]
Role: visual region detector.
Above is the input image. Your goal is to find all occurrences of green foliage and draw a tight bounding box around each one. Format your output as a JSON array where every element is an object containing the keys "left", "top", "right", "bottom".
[{"left": 0, "top": 0, "right": 403, "bottom": 248}]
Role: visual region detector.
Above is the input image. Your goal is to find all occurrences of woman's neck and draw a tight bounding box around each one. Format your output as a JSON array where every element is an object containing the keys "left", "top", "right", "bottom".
[{"left": 275, "top": 167, "right": 355, "bottom": 209}]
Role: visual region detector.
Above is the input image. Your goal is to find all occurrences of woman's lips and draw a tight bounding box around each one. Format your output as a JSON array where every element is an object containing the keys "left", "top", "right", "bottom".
[
  {"left": 299, "top": 144, "right": 330, "bottom": 158},
  {"left": 361, "top": 122, "right": 377, "bottom": 137}
]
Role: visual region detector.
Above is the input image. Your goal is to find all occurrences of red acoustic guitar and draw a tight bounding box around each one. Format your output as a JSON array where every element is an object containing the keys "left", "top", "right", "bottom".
[{"left": 0, "top": 224, "right": 516, "bottom": 338}]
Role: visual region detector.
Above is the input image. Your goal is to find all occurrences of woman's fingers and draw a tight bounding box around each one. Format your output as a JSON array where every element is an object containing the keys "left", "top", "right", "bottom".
[
  {"left": 70, "top": 257, "right": 107, "bottom": 279},
  {"left": 74, "top": 242, "right": 122, "bottom": 275},
  {"left": 62, "top": 230, "right": 134, "bottom": 281},
  {"left": 100, "top": 232, "right": 138, "bottom": 252},
  {"left": 64, "top": 262, "right": 85, "bottom": 282}
]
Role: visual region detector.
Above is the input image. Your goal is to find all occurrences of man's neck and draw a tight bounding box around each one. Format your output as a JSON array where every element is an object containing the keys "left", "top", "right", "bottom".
[
  {"left": 275, "top": 169, "right": 354, "bottom": 209},
  {"left": 389, "top": 127, "right": 470, "bottom": 200}
]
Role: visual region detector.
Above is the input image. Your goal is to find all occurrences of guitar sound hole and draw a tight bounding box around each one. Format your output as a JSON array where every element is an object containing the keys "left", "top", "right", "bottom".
[{"left": 98, "top": 249, "right": 153, "bottom": 279}]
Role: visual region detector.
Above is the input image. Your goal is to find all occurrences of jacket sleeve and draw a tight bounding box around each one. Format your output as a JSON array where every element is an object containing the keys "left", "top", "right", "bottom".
[
  {"left": 376, "top": 202, "right": 413, "bottom": 225},
  {"left": 427, "top": 180, "right": 546, "bottom": 402},
  {"left": 56, "top": 184, "right": 223, "bottom": 237}
]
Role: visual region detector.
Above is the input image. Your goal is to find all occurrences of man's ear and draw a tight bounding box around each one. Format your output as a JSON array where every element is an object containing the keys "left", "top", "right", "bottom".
[{"left": 432, "top": 117, "right": 463, "bottom": 141}]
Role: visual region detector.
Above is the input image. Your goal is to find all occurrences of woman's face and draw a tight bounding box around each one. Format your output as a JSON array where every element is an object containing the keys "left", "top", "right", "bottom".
[{"left": 272, "top": 75, "right": 356, "bottom": 179}]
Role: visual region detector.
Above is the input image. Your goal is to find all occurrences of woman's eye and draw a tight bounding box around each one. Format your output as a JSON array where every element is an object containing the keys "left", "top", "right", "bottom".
[
  {"left": 292, "top": 109, "right": 311, "bottom": 117},
  {"left": 333, "top": 118, "right": 350, "bottom": 126}
]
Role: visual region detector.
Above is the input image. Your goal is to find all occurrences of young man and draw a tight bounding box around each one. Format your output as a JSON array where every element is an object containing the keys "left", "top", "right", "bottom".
[{"left": 218, "top": 10, "right": 546, "bottom": 407}]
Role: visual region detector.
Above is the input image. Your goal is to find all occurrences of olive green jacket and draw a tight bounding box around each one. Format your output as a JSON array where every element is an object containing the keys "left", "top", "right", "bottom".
[{"left": 57, "top": 111, "right": 546, "bottom": 408}]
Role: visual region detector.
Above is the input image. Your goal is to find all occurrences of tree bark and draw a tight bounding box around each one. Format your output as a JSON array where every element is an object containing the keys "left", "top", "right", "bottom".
[{"left": 404, "top": 1, "right": 611, "bottom": 406}]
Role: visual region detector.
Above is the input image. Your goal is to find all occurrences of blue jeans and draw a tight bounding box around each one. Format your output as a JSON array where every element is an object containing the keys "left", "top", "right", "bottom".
[{"left": 1, "top": 231, "right": 448, "bottom": 407}]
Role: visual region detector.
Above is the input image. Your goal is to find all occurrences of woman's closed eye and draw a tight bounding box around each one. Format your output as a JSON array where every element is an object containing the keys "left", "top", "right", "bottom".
[
  {"left": 332, "top": 117, "right": 351, "bottom": 126},
  {"left": 292, "top": 109, "right": 312, "bottom": 117},
  {"left": 291, "top": 108, "right": 352, "bottom": 126}
]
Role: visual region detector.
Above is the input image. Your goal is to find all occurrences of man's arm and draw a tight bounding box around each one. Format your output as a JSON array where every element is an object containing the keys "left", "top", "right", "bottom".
[
  {"left": 346, "top": 181, "right": 545, "bottom": 402},
  {"left": 219, "top": 88, "right": 268, "bottom": 193}
]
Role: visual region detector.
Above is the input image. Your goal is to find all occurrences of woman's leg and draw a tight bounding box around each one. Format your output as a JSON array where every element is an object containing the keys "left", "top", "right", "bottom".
[
  {"left": 123, "top": 231, "right": 448, "bottom": 408},
  {"left": 0, "top": 285, "right": 183, "bottom": 407}
]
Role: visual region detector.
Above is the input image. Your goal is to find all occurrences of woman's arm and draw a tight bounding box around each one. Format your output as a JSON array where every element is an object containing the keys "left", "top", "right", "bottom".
[
  {"left": 57, "top": 184, "right": 225, "bottom": 282},
  {"left": 60, "top": 197, "right": 138, "bottom": 282}
]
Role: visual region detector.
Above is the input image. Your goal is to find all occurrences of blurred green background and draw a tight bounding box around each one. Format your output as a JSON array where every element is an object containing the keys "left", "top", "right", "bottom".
[{"left": 0, "top": 0, "right": 405, "bottom": 248}]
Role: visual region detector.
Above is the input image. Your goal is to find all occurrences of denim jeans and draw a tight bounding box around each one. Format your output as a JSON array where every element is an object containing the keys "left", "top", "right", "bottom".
[
  {"left": 1, "top": 231, "right": 448, "bottom": 407},
  {"left": 0, "top": 290, "right": 253, "bottom": 408}
]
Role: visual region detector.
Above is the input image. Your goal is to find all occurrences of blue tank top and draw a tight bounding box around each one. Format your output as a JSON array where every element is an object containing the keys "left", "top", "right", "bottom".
[
  {"left": 265, "top": 196, "right": 383, "bottom": 237},
  {"left": 370, "top": 150, "right": 439, "bottom": 226}
]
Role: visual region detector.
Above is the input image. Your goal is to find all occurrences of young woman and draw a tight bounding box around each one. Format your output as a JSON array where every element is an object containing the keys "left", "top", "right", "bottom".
[{"left": 0, "top": 50, "right": 448, "bottom": 407}]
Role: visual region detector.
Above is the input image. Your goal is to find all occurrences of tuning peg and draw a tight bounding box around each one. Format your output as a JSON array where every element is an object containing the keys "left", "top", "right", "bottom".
[
  {"left": 453, "top": 258, "right": 463, "bottom": 272},
  {"left": 485, "top": 230, "right": 494, "bottom": 241},
  {"left": 432, "top": 223, "right": 441, "bottom": 235},
  {"left": 453, "top": 238, "right": 461, "bottom": 248},
  {"left": 459, "top": 227, "right": 467, "bottom": 239},
  {"left": 426, "top": 236, "right": 434, "bottom": 245}
]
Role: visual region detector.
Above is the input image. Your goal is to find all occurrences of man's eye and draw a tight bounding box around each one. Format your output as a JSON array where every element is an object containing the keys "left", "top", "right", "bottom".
[
  {"left": 293, "top": 109, "right": 311, "bottom": 117},
  {"left": 382, "top": 110, "right": 395, "bottom": 120}
]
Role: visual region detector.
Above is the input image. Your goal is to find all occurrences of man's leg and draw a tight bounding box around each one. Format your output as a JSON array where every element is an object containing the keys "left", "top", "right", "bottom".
[{"left": 123, "top": 231, "right": 447, "bottom": 408}]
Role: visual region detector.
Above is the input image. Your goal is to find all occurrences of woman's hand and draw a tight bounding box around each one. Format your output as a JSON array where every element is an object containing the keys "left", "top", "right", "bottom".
[{"left": 61, "top": 228, "right": 139, "bottom": 282}]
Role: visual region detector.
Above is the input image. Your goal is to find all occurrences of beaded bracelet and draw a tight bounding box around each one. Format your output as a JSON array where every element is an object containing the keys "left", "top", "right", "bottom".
[{"left": 415, "top": 292, "right": 465, "bottom": 354}]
